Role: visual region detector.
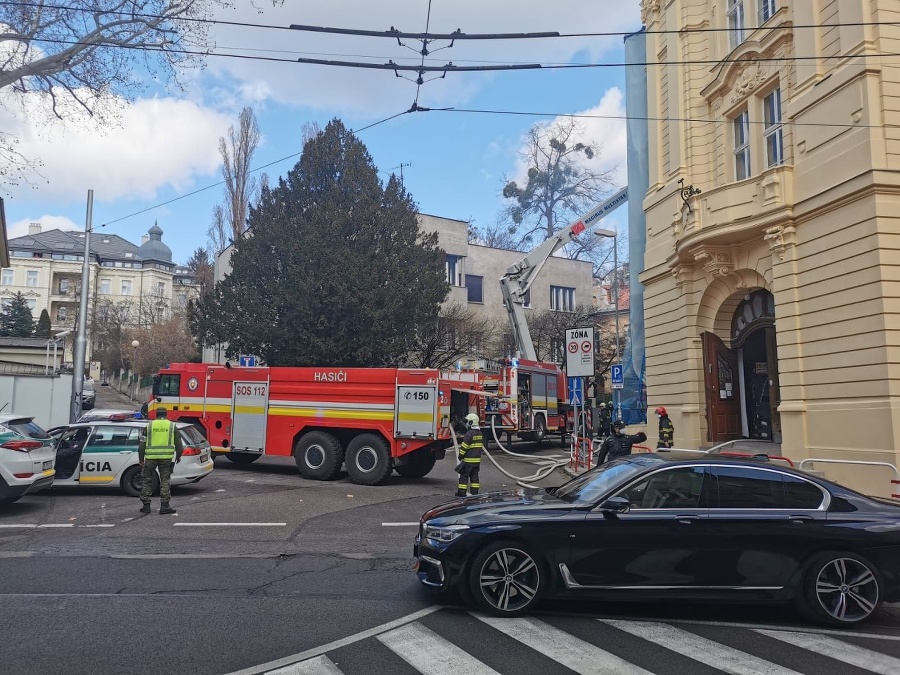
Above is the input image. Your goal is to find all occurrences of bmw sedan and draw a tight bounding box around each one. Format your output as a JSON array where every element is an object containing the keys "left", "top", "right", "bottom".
[{"left": 414, "top": 454, "right": 900, "bottom": 626}]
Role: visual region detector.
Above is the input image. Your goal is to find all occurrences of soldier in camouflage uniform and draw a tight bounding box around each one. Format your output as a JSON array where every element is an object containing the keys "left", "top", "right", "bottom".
[{"left": 138, "top": 407, "right": 184, "bottom": 515}]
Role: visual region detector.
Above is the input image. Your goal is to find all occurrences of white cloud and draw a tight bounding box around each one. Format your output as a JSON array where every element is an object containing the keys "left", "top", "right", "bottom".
[
  {"left": 0, "top": 93, "right": 232, "bottom": 202},
  {"left": 8, "top": 215, "right": 79, "bottom": 239}
]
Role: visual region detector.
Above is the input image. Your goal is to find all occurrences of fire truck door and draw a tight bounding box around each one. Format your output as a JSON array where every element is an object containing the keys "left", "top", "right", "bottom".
[
  {"left": 231, "top": 381, "right": 269, "bottom": 452},
  {"left": 396, "top": 385, "right": 438, "bottom": 438}
]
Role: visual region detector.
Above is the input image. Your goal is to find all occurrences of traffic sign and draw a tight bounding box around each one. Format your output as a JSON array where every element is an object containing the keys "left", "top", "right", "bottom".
[
  {"left": 239, "top": 355, "right": 257, "bottom": 367},
  {"left": 610, "top": 364, "right": 624, "bottom": 389},
  {"left": 565, "top": 327, "right": 594, "bottom": 377},
  {"left": 568, "top": 377, "right": 583, "bottom": 406}
]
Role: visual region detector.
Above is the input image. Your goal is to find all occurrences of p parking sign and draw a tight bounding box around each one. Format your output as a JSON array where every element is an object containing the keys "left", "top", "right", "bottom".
[{"left": 565, "top": 327, "right": 594, "bottom": 377}]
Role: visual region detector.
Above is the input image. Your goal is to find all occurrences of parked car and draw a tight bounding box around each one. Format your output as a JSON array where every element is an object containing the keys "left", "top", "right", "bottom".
[
  {"left": 81, "top": 379, "right": 96, "bottom": 411},
  {"left": 52, "top": 420, "right": 213, "bottom": 496},
  {"left": 414, "top": 454, "right": 900, "bottom": 626},
  {"left": 0, "top": 416, "right": 56, "bottom": 505}
]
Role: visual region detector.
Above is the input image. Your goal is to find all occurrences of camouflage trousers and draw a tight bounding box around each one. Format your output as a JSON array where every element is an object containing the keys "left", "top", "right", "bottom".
[{"left": 140, "top": 459, "right": 174, "bottom": 504}]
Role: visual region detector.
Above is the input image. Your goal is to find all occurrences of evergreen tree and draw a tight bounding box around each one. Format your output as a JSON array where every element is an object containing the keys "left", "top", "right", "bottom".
[
  {"left": 216, "top": 119, "right": 448, "bottom": 366},
  {"left": 36, "top": 309, "right": 52, "bottom": 338},
  {"left": 0, "top": 293, "right": 36, "bottom": 337}
]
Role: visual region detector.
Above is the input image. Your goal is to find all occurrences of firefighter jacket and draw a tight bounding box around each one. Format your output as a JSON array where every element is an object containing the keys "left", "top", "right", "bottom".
[
  {"left": 657, "top": 415, "right": 675, "bottom": 448},
  {"left": 595, "top": 431, "right": 647, "bottom": 466},
  {"left": 458, "top": 427, "right": 484, "bottom": 464},
  {"left": 139, "top": 420, "right": 184, "bottom": 462}
]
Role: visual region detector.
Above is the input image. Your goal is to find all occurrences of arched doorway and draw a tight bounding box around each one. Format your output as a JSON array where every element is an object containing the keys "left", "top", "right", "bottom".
[{"left": 701, "top": 290, "right": 781, "bottom": 443}]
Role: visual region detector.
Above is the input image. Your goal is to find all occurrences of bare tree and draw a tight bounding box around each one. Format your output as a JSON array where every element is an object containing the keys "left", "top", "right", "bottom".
[
  {"left": 219, "top": 106, "right": 261, "bottom": 244},
  {"left": 130, "top": 317, "right": 198, "bottom": 377},
  {"left": 501, "top": 118, "right": 619, "bottom": 275},
  {"left": 407, "top": 304, "right": 497, "bottom": 369},
  {"left": 91, "top": 298, "right": 135, "bottom": 372},
  {"left": 0, "top": 2, "right": 282, "bottom": 189},
  {"left": 207, "top": 204, "right": 229, "bottom": 255}
]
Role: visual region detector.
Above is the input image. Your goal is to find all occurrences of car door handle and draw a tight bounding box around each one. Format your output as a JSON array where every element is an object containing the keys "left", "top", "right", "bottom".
[
  {"left": 789, "top": 515, "right": 813, "bottom": 524},
  {"left": 675, "top": 515, "right": 700, "bottom": 524}
]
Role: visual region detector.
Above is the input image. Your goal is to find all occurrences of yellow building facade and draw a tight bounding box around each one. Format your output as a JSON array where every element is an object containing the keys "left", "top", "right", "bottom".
[{"left": 639, "top": 1, "right": 900, "bottom": 494}]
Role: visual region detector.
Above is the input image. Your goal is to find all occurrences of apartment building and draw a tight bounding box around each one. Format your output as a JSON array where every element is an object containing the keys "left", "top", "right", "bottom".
[
  {"left": 638, "top": 1, "right": 900, "bottom": 485},
  {"left": 2, "top": 223, "right": 199, "bottom": 360}
]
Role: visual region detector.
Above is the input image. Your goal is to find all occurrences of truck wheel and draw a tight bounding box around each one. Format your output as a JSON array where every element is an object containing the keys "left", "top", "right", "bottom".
[
  {"left": 394, "top": 450, "right": 436, "bottom": 478},
  {"left": 294, "top": 431, "right": 344, "bottom": 481},
  {"left": 122, "top": 465, "right": 158, "bottom": 498},
  {"left": 346, "top": 433, "right": 392, "bottom": 485},
  {"left": 225, "top": 453, "right": 261, "bottom": 465}
]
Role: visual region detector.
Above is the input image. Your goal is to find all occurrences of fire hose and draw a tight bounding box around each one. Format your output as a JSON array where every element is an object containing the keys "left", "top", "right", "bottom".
[{"left": 449, "top": 416, "right": 573, "bottom": 487}]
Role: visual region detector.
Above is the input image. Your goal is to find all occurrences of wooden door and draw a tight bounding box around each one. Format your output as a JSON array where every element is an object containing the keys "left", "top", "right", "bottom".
[
  {"left": 764, "top": 326, "right": 782, "bottom": 443},
  {"left": 701, "top": 332, "right": 741, "bottom": 442}
]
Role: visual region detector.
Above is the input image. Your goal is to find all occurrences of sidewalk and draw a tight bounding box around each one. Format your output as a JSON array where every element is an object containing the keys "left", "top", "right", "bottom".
[{"left": 94, "top": 381, "right": 143, "bottom": 411}]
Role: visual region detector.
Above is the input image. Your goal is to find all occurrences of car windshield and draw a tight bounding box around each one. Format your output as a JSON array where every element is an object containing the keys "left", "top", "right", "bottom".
[
  {"left": 83, "top": 380, "right": 94, "bottom": 392},
  {"left": 4, "top": 418, "right": 51, "bottom": 441},
  {"left": 554, "top": 456, "right": 663, "bottom": 505}
]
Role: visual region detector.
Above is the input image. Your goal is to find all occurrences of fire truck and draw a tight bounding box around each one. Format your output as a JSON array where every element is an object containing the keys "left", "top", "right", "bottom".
[
  {"left": 149, "top": 363, "right": 482, "bottom": 485},
  {"left": 489, "top": 187, "right": 628, "bottom": 442}
]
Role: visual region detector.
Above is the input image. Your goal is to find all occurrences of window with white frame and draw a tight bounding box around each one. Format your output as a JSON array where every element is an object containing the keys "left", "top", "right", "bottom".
[
  {"left": 1, "top": 269, "right": 13, "bottom": 285},
  {"left": 26, "top": 270, "right": 38, "bottom": 287},
  {"left": 733, "top": 110, "right": 751, "bottom": 180},
  {"left": 57, "top": 306, "right": 68, "bottom": 322},
  {"left": 99, "top": 279, "right": 111, "bottom": 295},
  {"left": 156, "top": 281, "right": 165, "bottom": 296},
  {"left": 763, "top": 88, "right": 784, "bottom": 167},
  {"left": 59, "top": 278, "right": 69, "bottom": 294},
  {"left": 26, "top": 299, "right": 35, "bottom": 312},
  {"left": 758, "top": 0, "right": 776, "bottom": 24},
  {"left": 550, "top": 285, "right": 575, "bottom": 312},
  {"left": 727, "top": 0, "right": 745, "bottom": 50},
  {"left": 446, "top": 255, "right": 464, "bottom": 287},
  {"left": 121, "top": 279, "right": 132, "bottom": 296}
]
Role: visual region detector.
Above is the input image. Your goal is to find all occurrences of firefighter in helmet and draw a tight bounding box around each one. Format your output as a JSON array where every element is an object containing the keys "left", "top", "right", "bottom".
[
  {"left": 456, "top": 413, "right": 484, "bottom": 497},
  {"left": 655, "top": 406, "right": 675, "bottom": 449}
]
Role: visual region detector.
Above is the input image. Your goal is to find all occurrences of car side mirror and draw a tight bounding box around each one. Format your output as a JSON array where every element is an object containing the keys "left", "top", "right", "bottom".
[{"left": 599, "top": 496, "right": 631, "bottom": 514}]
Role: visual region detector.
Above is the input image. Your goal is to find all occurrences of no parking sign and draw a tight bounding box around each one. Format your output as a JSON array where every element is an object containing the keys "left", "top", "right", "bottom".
[{"left": 565, "top": 327, "right": 594, "bottom": 377}]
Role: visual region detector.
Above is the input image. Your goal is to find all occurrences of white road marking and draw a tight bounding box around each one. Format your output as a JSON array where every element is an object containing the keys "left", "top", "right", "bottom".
[
  {"left": 757, "top": 629, "right": 900, "bottom": 674},
  {"left": 224, "top": 606, "right": 442, "bottom": 675},
  {"left": 80, "top": 524, "right": 115, "bottom": 528},
  {"left": 268, "top": 654, "right": 344, "bottom": 675},
  {"left": 173, "top": 522, "right": 286, "bottom": 527},
  {"left": 37, "top": 524, "right": 74, "bottom": 528},
  {"left": 476, "top": 614, "right": 652, "bottom": 675},
  {"left": 0, "top": 523, "right": 116, "bottom": 529},
  {"left": 377, "top": 622, "right": 502, "bottom": 675},
  {"left": 0, "top": 524, "right": 37, "bottom": 528},
  {"left": 603, "top": 619, "right": 803, "bottom": 675},
  {"left": 380, "top": 522, "right": 418, "bottom": 527}
]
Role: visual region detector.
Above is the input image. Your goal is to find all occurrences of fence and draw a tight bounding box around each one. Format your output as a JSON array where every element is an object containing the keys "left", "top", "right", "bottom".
[{"left": 103, "top": 369, "right": 152, "bottom": 403}]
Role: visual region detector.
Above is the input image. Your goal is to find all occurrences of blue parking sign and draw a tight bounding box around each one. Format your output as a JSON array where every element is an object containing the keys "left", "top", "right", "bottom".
[{"left": 610, "top": 364, "right": 624, "bottom": 389}]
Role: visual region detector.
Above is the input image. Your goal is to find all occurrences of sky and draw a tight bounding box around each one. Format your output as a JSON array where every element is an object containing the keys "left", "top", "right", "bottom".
[{"left": 1, "top": 1, "right": 642, "bottom": 265}]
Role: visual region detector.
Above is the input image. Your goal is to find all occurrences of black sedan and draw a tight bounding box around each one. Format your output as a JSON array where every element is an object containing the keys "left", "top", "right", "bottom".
[{"left": 414, "top": 454, "right": 900, "bottom": 626}]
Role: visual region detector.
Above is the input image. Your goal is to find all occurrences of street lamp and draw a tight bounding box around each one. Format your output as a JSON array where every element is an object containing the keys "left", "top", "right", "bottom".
[{"left": 131, "top": 340, "right": 139, "bottom": 400}]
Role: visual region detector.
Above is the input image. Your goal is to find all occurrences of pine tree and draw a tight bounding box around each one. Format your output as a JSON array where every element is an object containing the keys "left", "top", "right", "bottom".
[
  {"left": 0, "top": 292, "right": 36, "bottom": 337},
  {"left": 215, "top": 119, "right": 448, "bottom": 366},
  {"left": 36, "top": 309, "right": 52, "bottom": 338}
]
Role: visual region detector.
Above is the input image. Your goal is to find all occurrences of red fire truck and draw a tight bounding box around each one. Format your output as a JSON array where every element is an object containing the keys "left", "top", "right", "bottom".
[
  {"left": 149, "top": 363, "right": 482, "bottom": 485},
  {"left": 481, "top": 358, "right": 569, "bottom": 443}
]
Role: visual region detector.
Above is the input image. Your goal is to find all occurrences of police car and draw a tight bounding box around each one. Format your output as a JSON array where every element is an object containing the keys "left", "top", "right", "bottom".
[{"left": 52, "top": 416, "right": 214, "bottom": 496}]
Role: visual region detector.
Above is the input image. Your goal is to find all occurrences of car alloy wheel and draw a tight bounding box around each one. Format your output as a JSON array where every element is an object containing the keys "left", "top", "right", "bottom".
[
  {"left": 814, "top": 556, "right": 880, "bottom": 623},
  {"left": 473, "top": 544, "right": 541, "bottom": 614}
]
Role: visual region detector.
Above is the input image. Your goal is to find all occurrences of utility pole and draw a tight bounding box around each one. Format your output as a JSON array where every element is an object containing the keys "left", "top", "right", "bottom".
[
  {"left": 71, "top": 190, "right": 92, "bottom": 423},
  {"left": 391, "top": 163, "right": 411, "bottom": 181}
]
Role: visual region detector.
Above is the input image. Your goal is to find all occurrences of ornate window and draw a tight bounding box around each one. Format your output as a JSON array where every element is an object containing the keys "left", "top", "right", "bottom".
[
  {"left": 733, "top": 110, "right": 751, "bottom": 180},
  {"left": 758, "top": 0, "right": 777, "bottom": 24},
  {"left": 731, "top": 289, "right": 775, "bottom": 346},
  {"left": 764, "top": 88, "right": 784, "bottom": 167},
  {"left": 727, "top": 0, "right": 746, "bottom": 50}
]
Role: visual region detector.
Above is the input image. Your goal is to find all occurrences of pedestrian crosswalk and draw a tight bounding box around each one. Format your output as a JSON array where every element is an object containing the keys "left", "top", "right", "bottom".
[{"left": 254, "top": 609, "right": 900, "bottom": 675}]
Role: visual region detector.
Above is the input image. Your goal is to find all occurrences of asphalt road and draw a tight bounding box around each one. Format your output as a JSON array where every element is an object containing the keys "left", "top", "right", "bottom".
[{"left": 0, "top": 385, "right": 896, "bottom": 674}]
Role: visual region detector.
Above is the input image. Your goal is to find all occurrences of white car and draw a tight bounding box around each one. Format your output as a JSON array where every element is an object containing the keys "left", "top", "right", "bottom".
[
  {"left": 0, "top": 417, "right": 56, "bottom": 505},
  {"left": 81, "top": 379, "right": 96, "bottom": 410},
  {"left": 53, "top": 419, "right": 213, "bottom": 496}
]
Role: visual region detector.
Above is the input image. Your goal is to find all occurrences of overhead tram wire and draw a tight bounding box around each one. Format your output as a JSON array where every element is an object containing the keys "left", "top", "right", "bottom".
[{"left": 1, "top": 1, "right": 898, "bottom": 39}]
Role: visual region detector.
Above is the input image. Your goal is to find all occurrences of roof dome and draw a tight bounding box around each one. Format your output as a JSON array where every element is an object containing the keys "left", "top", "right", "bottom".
[{"left": 137, "top": 223, "right": 172, "bottom": 263}]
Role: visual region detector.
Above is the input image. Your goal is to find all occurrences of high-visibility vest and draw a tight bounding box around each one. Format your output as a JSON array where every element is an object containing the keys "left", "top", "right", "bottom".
[{"left": 145, "top": 420, "right": 176, "bottom": 461}]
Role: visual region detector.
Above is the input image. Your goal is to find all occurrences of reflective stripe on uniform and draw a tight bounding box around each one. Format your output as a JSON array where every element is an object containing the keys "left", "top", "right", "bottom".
[{"left": 145, "top": 420, "right": 176, "bottom": 460}]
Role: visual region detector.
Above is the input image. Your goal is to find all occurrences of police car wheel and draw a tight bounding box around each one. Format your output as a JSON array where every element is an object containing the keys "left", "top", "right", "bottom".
[
  {"left": 294, "top": 431, "right": 344, "bottom": 481},
  {"left": 346, "top": 433, "right": 392, "bottom": 486},
  {"left": 122, "top": 465, "right": 158, "bottom": 498}
]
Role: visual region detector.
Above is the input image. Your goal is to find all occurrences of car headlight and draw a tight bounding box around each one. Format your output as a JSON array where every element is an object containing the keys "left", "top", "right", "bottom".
[{"left": 424, "top": 523, "right": 469, "bottom": 544}]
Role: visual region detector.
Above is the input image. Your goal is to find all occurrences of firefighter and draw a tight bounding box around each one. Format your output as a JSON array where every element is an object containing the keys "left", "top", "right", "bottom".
[
  {"left": 594, "top": 420, "right": 647, "bottom": 466},
  {"left": 138, "top": 407, "right": 184, "bottom": 515},
  {"left": 596, "top": 401, "right": 613, "bottom": 438},
  {"left": 456, "top": 413, "right": 484, "bottom": 497},
  {"left": 655, "top": 406, "right": 675, "bottom": 448}
]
